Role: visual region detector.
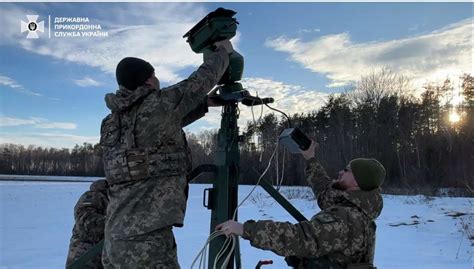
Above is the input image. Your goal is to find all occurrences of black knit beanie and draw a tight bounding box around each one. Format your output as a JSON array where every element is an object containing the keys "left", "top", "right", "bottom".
[{"left": 116, "top": 57, "right": 155, "bottom": 91}]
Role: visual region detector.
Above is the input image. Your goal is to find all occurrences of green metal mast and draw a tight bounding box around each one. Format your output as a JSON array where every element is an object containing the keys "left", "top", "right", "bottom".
[
  {"left": 209, "top": 83, "right": 242, "bottom": 269},
  {"left": 182, "top": 9, "right": 245, "bottom": 268},
  {"left": 183, "top": 8, "right": 274, "bottom": 268}
]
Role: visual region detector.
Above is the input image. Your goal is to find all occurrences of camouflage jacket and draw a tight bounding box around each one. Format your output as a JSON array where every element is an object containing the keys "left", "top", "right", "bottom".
[
  {"left": 100, "top": 47, "right": 229, "bottom": 239},
  {"left": 242, "top": 158, "right": 383, "bottom": 269},
  {"left": 66, "top": 180, "right": 109, "bottom": 268}
]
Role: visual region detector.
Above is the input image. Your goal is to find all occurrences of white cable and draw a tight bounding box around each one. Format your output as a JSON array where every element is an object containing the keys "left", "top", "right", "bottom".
[
  {"left": 192, "top": 96, "right": 276, "bottom": 269},
  {"left": 232, "top": 139, "right": 279, "bottom": 220},
  {"left": 279, "top": 147, "right": 286, "bottom": 188},
  {"left": 275, "top": 141, "right": 279, "bottom": 186},
  {"left": 216, "top": 139, "right": 280, "bottom": 268},
  {"left": 213, "top": 235, "right": 235, "bottom": 269},
  {"left": 249, "top": 91, "right": 265, "bottom": 163},
  {"left": 219, "top": 235, "right": 236, "bottom": 269},
  {"left": 250, "top": 103, "right": 262, "bottom": 162},
  {"left": 191, "top": 231, "right": 223, "bottom": 268},
  {"left": 191, "top": 145, "right": 276, "bottom": 268},
  {"left": 210, "top": 96, "right": 271, "bottom": 269},
  {"left": 192, "top": 142, "right": 279, "bottom": 268},
  {"left": 190, "top": 232, "right": 236, "bottom": 269}
]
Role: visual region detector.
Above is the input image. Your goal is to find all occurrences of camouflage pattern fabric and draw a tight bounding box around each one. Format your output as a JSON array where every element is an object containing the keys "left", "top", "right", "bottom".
[
  {"left": 242, "top": 158, "right": 383, "bottom": 269},
  {"left": 102, "top": 226, "right": 179, "bottom": 269},
  {"left": 66, "top": 180, "right": 109, "bottom": 268},
  {"left": 100, "top": 47, "right": 229, "bottom": 266}
]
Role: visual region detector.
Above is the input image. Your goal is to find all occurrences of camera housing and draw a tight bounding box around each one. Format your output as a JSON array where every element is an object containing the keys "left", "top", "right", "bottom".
[
  {"left": 279, "top": 127, "right": 312, "bottom": 154},
  {"left": 183, "top": 8, "right": 238, "bottom": 54},
  {"left": 183, "top": 8, "right": 243, "bottom": 84}
]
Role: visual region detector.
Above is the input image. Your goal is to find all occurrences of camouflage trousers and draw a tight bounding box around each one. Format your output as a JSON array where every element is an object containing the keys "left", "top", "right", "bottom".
[
  {"left": 66, "top": 239, "right": 103, "bottom": 269},
  {"left": 102, "top": 226, "right": 180, "bottom": 269}
]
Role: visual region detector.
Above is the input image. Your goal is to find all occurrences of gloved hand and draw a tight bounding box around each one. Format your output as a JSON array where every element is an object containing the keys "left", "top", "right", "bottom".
[
  {"left": 214, "top": 39, "right": 233, "bottom": 54},
  {"left": 285, "top": 256, "right": 299, "bottom": 268},
  {"left": 285, "top": 256, "right": 307, "bottom": 268}
]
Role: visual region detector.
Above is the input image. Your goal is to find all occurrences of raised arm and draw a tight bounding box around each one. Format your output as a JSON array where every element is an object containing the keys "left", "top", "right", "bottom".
[
  {"left": 300, "top": 141, "right": 333, "bottom": 193},
  {"left": 300, "top": 141, "right": 343, "bottom": 209},
  {"left": 160, "top": 44, "right": 230, "bottom": 119},
  {"left": 181, "top": 98, "right": 208, "bottom": 127},
  {"left": 305, "top": 158, "right": 333, "bottom": 199}
]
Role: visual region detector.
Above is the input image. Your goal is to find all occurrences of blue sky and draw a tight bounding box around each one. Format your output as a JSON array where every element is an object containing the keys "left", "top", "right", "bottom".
[{"left": 0, "top": 2, "right": 472, "bottom": 148}]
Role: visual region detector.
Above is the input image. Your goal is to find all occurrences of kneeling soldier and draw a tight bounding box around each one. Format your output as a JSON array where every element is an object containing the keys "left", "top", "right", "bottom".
[
  {"left": 217, "top": 141, "right": 385, "bottom": 269},
  {"left": 66, "top": 179, "right": 109, "bottom": 269}
]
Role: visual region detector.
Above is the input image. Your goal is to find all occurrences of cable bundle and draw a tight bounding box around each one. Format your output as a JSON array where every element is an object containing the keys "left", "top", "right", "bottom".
[
  {"left": 191, "top": 93, "right": 291, "bottom": 268},
  {"left": 191, "top": 142, "right": 279, "bottom": 269},
  {"left": 191, "top": 231, "right": 237, "bottom": 269}
]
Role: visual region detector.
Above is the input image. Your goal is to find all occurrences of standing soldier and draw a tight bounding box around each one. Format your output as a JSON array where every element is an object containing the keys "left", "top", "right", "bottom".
[
  {"left": 217, "top": 141, "right": 385, "bottom": 269},
  {"left": 66, "top": 179, "right": 109, "bottom": 269},
  {"left": 100, "top": 40, "right": 232, "bottom": 268}
]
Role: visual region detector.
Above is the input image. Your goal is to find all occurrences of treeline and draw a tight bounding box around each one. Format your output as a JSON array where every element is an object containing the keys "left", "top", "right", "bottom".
[
  {"left": 192, "top": 71, "right": 473, "bottom": 191},
  {"left": 1, "top": 70, "right": 472, "bottom": 192},
  {"left": 0, "top": 143, "right": 103, "bottom": 176}
]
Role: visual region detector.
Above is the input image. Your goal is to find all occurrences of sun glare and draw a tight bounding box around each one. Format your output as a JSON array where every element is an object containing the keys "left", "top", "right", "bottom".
[{"left": 449, "top": 111, "right": 461, "bottom": 123}]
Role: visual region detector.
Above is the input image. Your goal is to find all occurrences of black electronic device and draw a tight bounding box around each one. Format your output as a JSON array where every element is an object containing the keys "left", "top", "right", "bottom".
[{"left": 278, "top": 127, "right": 312, "bottom": 154}]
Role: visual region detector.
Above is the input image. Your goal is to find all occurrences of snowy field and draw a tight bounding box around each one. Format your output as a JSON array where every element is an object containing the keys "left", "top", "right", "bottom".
[{"left": 0, "top": 178, "right": 472, "bottom": 269}]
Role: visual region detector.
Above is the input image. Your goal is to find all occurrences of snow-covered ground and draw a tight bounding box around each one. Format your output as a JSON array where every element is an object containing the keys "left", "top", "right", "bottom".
[{"left": 0, "top": 179, "right": 472, "bottom": 269}]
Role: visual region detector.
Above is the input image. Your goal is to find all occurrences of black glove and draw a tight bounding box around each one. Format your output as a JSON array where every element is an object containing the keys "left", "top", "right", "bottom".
[{"left": 285, "top": 256, "right": 306, "bottom": 268}]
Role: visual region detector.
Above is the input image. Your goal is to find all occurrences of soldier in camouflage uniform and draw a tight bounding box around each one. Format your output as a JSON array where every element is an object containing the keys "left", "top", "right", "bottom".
[
  {"left": 217, "top": 141, "right": 385, "bottom": 269},
  {"left": 100, "top": 40, "right": 232, "bottom": 268},
  {"left": 66, "top": 179, "right": 109, "bottom": 269}
]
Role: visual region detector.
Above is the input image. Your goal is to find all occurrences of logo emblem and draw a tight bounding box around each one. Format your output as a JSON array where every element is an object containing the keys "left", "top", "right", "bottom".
[{"left": 21, "top": 15, "right": 44, "bottom": 39}]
